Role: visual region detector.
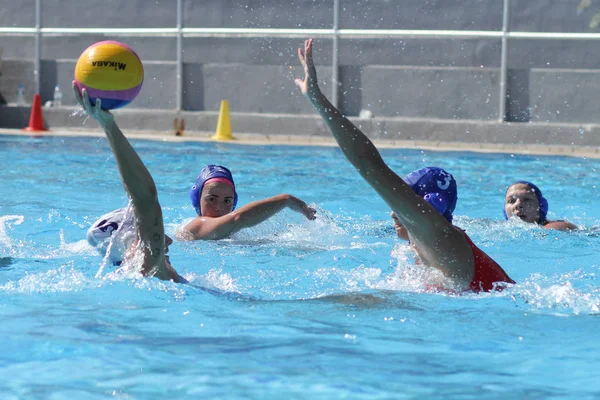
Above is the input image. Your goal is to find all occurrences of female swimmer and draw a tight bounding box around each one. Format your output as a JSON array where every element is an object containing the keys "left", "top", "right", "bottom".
[
  {"left": 504, "top": 181, "right": 577, "bottom": 231},
  {"left": 295, "top": 39, "right": 514, "bottom": 292},
  {"left": 179, "top": 165, "right": 316, "bottom": 240}
]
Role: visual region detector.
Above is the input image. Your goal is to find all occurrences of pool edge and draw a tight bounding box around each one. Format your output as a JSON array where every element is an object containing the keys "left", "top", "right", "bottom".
[{"left": 2, "top": 127, "right": 599, "bottom": 159}]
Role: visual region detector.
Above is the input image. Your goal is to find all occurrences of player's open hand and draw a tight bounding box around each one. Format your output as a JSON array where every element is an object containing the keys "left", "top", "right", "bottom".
[
  {"left": 295, "top": 39, "right": 321, "bottom": 100},
  {"left": 72, "top": 81, "right": 114, "bottom": 128}
]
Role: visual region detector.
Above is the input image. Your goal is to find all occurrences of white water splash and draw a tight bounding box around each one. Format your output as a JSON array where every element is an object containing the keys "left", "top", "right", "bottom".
[
  {"left": 0, "top": 264, "right": 88, "bottom": 293},
  {"left": 0, "top": 215, "right": 24, "bottom": 248},
  {"left": 515, "top": 273, "right": 600, "bottom": 315},
  {"left": 186, "top": 268, "right": 239, "bottom": 293},
  {"left": 71, "top": 106, "right": 90, "bottom": 124}
]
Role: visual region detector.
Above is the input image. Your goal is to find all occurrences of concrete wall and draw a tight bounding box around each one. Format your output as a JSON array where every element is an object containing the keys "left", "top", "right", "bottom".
[
  {"left": 3, "top": 105, "right": 599, "bottom": 151},
  {"left": 2, "top": 0, "right": 600, "bottom": 124}
]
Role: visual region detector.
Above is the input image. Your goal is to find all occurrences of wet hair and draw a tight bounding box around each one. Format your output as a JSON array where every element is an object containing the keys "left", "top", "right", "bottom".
[
  {"left": 189, "top": 165, "right": 238, "bottom": 216},
  {"left": 404, "top": 167, "right": 458, "bottom": 223},
  {"left": 503, "top": 181, "right": 548, "bottom": 223}
]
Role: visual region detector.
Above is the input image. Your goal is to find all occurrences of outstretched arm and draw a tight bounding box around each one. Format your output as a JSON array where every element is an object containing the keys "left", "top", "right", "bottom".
[
  {"left": 73, "top": 82, "right": 180, "bottom": 282},
  {"left": 182, "top": 194, "right": 316, "bottom": 240},
  {"left": 295, "top": 40, "right": 450, "bottom": 237},
  {"left": 295, "top": 40, "right": 474, "bottom": 283}
]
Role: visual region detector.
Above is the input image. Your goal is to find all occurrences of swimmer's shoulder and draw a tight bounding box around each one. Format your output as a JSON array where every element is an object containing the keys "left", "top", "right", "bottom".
[
  {"left": 543, "top": 220, "right": 578, "bottom": 231},
  {"left": 178, "top": 214, "right": 237, "bottom": 241},
  {"left": 178, "top": 216, "right": 207, "bottom": 241}
]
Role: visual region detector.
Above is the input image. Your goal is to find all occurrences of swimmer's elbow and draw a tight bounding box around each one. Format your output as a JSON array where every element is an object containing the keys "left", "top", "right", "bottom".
[
  {"left": 125, "top": 177, "right": 159, "bottom": 205},
  {"left": 141, "top": 187, "right": 159, "bottom": 206},
  {"left": 175, "top": 229, "right": 195, "bottom": 242},
  {"left": 130, "top": 191, "right": 159, "bottom": 216},
  {"left": 202, "top": 221, "right": 237, "bottom": 240}
]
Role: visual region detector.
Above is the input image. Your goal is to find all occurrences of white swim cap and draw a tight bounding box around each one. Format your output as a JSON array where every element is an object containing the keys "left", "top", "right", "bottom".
[{"left": 86, "top": 208, "right": 136, "bottom": 265}]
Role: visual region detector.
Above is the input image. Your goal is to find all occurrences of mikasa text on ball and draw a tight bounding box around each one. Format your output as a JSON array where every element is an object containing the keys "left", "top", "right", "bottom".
[{"left": 74, "top": 41, "right": 144, "bottom": 110}]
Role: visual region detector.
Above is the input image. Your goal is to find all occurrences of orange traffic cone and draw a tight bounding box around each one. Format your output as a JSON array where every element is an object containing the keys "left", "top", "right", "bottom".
[{"left": 24, "top": 94, "right": 48, "bottom": 132}]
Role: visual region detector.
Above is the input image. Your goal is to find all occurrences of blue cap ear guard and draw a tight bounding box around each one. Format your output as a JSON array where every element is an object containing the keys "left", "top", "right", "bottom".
[
  {"left": 423, "top": 193, "right": 449, "bottom": 216},
  {"left": 189, "top": 165, "right": 238, "bottom": 216},
  {"left": 404, "top": 167, "right": 458, "bottom": 223},
  {"left": 503, "top": 181, "right": 548, "bottom": 223}
]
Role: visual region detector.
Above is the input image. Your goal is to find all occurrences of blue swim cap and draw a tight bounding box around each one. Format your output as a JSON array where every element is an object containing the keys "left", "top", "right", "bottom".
[
  {"left": 189, "top": 165, "right": 238, "bottom": 216},
  {"left": 503, "top": 181, "right": 548, "bottom": 223},
  {"left": 404, "top": 167, "right": 458, "bottom": 223}
]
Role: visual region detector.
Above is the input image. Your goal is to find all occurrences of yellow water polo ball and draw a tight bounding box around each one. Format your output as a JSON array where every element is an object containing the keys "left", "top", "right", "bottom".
[{"left": 74, "top": 41, "right": 144, "bottom": 110}]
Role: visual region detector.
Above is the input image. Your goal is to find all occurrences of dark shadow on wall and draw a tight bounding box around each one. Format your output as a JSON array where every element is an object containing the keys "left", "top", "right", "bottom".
[
  {"left": 40, "top": 60, "right": 58, "bottom": 104},
  {"left": 506, "top": 69, "right": 530, "bottom": 122},
  {"left": 183, "top": 63, "right": 205, "bottom": 111},
  {"left": 0, "top": 106, "right": 34, "bottom": 128},
  {"left": 338, "top": 66, "right": 362, "bottom": 117},
  {"left": 0, "top": 47, "right": 4, "bottom": 105}
]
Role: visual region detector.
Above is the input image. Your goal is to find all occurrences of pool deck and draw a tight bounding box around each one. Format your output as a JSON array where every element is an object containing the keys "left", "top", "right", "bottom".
[
  {"left": 1, "top": 105, "right": 600, "bottom": 158},
  {"left": 3, "top": 127, "right": 599, "bottom": 159}
]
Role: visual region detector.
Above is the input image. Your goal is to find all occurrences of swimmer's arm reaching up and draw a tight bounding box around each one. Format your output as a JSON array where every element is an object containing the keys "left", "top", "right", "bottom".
[
  {"left": 181, "top": 194, "right": 316, "bottom": 240},
  {"left": 295, "top": 39, "right": 474, "bottom": 284},
  {"left": 73, "top": 82, "right": 181, "bottom": 282}
]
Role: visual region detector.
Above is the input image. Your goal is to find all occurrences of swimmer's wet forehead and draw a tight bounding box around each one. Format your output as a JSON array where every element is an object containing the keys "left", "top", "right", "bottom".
[
  {"left": 506, "top": 184, "right": 538, "bottom": 201},
  {"left": 202, "top": 181, "right": 235, "bottom": 197}
]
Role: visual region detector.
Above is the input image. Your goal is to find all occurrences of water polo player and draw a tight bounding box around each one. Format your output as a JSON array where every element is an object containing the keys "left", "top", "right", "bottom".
[
  {"left": 504, "top": 181, "right": 577, "bottom": 231},
  {"left": 295, "top": 39, "right": 514, "bottom": 292},
  {"left": 179, "top": 165, "right": 316, "bottom": 240},
  {"left": 74, "top": 81, "right": 182, "bottom": 282}
]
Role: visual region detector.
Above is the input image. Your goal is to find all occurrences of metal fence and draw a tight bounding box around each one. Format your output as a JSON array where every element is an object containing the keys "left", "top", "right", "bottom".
[{"left": 3, "top": 0, "right": 600, "bottom": 121}]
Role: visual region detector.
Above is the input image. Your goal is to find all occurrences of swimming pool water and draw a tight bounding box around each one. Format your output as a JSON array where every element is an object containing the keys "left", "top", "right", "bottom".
[{"left": 1, "top": 134, "right": 599, "bottom": 399}]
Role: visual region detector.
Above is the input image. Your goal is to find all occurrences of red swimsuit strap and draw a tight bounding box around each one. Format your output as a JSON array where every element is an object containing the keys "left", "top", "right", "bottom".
[{"left": 462, "top": 232, "right": 515, "bottom": 292}]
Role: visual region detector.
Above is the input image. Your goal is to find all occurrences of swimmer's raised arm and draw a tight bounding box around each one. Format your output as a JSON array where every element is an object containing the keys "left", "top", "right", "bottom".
[
  {"left": 295, "top": 39, "right": 474, "bottom": 282},
  {"left": 73, "top": 82, "right": 180, "bottom": 282},
  {"left": 182, "top": 194, "right": 316, "bottom": 240},
  {"left": 72, "top": 87, "right": 155, "bottom": 211},
  {"left": 294, "top": 39, "right": 436, "bottom": 232},
  {"left": 295, "top": 39, "right": 473, "bottom": 281}
]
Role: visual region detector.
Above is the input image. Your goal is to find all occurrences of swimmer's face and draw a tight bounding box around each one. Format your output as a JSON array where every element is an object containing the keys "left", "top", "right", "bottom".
[
  {"left": 390, "top": 211, "right": 409, "bottom": 240},
  {"left": 200, "top": 181, "right": 235, "bottom": 217},
  {"left": 504, "top": 183, "right": 541, "bottom": 223}
]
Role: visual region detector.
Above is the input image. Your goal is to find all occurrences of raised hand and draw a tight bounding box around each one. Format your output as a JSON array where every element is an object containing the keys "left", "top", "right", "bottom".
[
  {"left": 289, "top": 196, "right": 317, "bottom": 220},
  {"left": 294, "top": 38, "right": 321, "bottom": 100},
  {"left": 72, "top": 81, "right": 114, "bottom": 128}
]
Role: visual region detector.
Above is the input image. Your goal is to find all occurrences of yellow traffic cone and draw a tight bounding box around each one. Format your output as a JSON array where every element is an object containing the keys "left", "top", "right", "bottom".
[{"left": 211, "top": 100, "right": 236, "bottom": 141}]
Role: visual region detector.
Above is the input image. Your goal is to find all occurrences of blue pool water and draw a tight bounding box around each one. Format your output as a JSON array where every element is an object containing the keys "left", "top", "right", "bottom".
[{"left": 1, "top": 133, "right": 599, "bottom": 399}]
